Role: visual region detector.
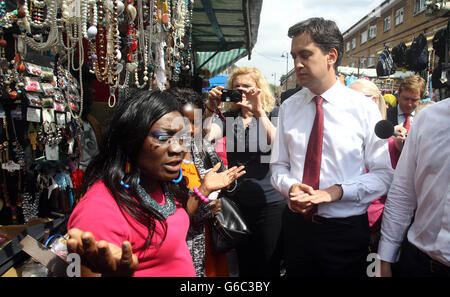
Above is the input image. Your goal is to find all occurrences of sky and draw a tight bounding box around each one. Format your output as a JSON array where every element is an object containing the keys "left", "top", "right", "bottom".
[{"left": 235, "top": 0, "right": 386, "bottom": 86}]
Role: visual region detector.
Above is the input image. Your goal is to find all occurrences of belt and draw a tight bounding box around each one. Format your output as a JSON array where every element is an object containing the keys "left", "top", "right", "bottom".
[{"left": 311, "top": 214, "right": 365, "bottom": 226}]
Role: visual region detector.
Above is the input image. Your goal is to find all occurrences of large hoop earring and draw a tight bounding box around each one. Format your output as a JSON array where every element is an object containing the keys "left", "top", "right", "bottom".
[
  {"left": 120, "top": 178, "right": 140, "bottom": 189},
  {"left": 171, "top": 168, "right": 183, "bottom": 184}
]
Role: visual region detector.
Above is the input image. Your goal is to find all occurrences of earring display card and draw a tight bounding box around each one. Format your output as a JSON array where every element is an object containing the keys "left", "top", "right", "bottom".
[
  {"left": 24, "top": 62, "right": 43, "bottom": 77},
  {"left": 26, "top": 92, "right": 42, "bottom": 107},
  {"left": 55, "top": 112, "right": 66, "bottom": 127},
  {"left": 45, "top": 144, "right": 59, "bottom": 161},
  {"left": 54, "top": 103, "right": 65, "bottom": 112},
  {"left": 24, "top": 77, "right": 42, "bottom": 92},
  {"left": 41, "top": 83, "right": 55, "bottom": 96},
  {"left": 54, "top": 90, "right": 64, "bottom": 103},
  {"left": 26, "top": 107, "right": 42, "bottom": 123},
  {"left": 42, "top": 108, "right": 55, "bottom": 123}
]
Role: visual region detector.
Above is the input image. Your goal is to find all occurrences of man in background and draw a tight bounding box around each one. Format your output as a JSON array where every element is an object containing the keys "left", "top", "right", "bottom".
[{"left": 386, "top": 75, "right": 426, "bottom": 132}]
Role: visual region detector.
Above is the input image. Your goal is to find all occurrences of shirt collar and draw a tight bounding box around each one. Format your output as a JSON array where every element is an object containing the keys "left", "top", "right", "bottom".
[
  {"left": 305, "top": 79, "right": 341, "bottom": 106},
  {"left": 397, "top": 105, "right": 415, "bottom": 117}
]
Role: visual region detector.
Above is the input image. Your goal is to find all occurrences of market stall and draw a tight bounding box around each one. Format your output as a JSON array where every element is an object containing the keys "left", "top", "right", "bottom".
[{"left": 0, "top": 0, "right": 262, "bottom": 276}]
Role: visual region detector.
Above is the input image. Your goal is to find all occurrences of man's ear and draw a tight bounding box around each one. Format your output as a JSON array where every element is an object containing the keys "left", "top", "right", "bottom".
[{"left": 327, "top": 48, "right": 338, "bottom": 67}]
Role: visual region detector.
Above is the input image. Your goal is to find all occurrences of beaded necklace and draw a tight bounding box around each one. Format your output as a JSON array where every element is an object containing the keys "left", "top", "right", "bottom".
[
  {"left": 94, "top": 0, "right": 108, "bottom": 83},
  {"left": 0, "top": 1, "right": 6, "bottom": 19},
  {"left": 87, "top": 0, "right": 98, "bottom": 75},
  {"left": 27, "top": 0, "right": 49, "bottom": 29},
  {"left": 19, "top": 0, "right": 59, "bottom": 51},
  {"left": 136, "top": 183, "right": 176, "bottom": 219}
]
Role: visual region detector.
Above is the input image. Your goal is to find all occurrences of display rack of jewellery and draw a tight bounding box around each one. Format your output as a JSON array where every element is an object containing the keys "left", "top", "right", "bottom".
[{"left": 0, "top": 0, "right": 196, "bottom": 226}]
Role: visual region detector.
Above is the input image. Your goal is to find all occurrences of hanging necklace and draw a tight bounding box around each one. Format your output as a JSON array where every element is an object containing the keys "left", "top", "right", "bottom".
[
  {"left": 136, "top": 183, "right": 176, "bottom": 219},
  {"left": 20, "top": 0, "right": 59, "bottom": 51},
  {"left": 94, "top": 0, "right": 108, "bottom": 83},
  {"left": 87, "top": 0, "right": 98, "bottom": 75},
  {"left": 26, "top": 0, "right": 49, "bottom": 29}
]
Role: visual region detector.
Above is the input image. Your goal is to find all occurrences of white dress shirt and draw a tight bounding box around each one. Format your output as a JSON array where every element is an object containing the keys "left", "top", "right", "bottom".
[
  {"left": 397, "top": 105, "right": 415, "bottom": 126},
  {"left": 378, "top": 98, "right": 450, "bottom": 265},
  {"left": 270, "top": 80, "right": 394, "bottom": 218}
]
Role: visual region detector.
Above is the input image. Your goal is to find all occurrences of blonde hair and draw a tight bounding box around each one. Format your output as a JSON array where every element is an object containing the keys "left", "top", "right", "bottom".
[
  {"left": 415, "top": 100, "right": 435, "bottom": 115},
  {"left": 349, "top": 79, "right": 387, "bottom": 120},
  {"left": 399, "top": 74, "right": 426, "bottom": 98},
  {"left": 222, "top": 66, "right": 275, "bottom": 113}
]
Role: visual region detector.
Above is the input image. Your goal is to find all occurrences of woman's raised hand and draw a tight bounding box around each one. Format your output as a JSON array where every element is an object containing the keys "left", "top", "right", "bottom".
[
  {"left": 235, "top": 86, "right": 264, "bottom": 116},
  {"left": 202, "top": 163, "right": 246, "bottom": 195},
  {"left": 207, "top": 86, "right": 224, "bottom": 110}
]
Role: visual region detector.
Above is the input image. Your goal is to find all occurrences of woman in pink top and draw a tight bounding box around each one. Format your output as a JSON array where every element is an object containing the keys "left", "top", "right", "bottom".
[{"left": 67, "top": 89, "right": 245, "bottom": 277}]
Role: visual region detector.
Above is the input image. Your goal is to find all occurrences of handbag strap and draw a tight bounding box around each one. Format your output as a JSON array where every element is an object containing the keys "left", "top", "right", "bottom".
[{"left": 191, "top": 139, "right": 226, "bottom": 179}]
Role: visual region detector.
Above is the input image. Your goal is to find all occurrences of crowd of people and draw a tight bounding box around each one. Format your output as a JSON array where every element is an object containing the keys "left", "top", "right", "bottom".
[{"left": 66, "top": 17, "right": 449, "bottom": 277}]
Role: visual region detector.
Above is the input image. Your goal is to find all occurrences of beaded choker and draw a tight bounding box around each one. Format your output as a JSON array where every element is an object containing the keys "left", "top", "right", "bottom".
[{"left": 136, "top": 183, "right": 176, "bottom": 219}]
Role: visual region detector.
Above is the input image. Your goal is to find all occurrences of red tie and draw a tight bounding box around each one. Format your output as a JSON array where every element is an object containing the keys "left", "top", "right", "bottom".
[
  {"left": 302, "top": 96, "right": 324, "bottom": 218},
  {"left": 403, "top": 113, "right": 410, "bottom": 132}
]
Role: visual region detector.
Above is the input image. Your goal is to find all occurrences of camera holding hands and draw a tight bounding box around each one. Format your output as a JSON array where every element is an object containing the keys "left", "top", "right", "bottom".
[
  {"left": 221, "top": 89, "right": 243, "bottom": 102},
  {"left": 206, "top": 85, "right": 264, "bottom": 117}
]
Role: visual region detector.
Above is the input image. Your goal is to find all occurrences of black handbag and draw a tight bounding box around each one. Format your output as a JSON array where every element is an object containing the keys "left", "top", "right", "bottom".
[{"left": 209, "top": 197, "right": 251, "bottom": 254}]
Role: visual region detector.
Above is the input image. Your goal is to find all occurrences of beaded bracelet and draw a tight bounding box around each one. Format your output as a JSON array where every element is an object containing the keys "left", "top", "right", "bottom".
[{"left": 193, "top": 186, "right": 209, "bottom": 203}]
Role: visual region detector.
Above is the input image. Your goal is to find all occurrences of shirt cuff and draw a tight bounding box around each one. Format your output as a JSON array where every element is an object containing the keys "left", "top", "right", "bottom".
[
  {"left": 340, "top": 182, "right": 359, "bottom": 202},
  {"left": 279, "top": 177, "right": 299, "bottom": 199},
  {"left": 377, "top": 238, "right": 402, "bottom": 263}
]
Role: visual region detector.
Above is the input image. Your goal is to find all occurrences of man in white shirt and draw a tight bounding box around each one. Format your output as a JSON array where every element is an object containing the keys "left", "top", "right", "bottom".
[
  {"left": 379, "top": 98, "right": 450, "bottom": 277},
  {"left": 270, "top": 17, "right": 394, "bottom": 276}
]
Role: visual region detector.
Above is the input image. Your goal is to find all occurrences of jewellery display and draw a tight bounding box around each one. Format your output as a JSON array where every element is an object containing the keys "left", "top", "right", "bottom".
[{"left": 0, "top": 0, "right": 196, "bottom": 225}]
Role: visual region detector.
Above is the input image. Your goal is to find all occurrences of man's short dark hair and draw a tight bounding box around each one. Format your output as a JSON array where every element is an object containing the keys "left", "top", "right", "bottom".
[{"left": 288, "top": 17, "right": 343, "bottom": 70}]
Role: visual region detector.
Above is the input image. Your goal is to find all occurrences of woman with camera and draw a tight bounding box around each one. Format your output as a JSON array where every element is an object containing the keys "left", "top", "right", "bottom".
[{"left": 204, "top": 66, "right": 285, "bottom": 277}]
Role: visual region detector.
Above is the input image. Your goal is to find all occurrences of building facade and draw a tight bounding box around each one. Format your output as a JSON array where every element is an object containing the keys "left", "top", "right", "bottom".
[
  {"left": 342, "top": 0, "right": 448, "bottom": 70},
  {"left": 278, "top": 0, "right": 448, "bottom": 93}
]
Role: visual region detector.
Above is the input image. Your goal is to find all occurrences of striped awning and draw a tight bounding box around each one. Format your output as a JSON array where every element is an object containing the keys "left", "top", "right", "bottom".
[
  {"left": 196, "top": 48, "right": 247, "bottom": 78},
  {"left": 192, "top": 0, "right": 262, "bottom": 77}
]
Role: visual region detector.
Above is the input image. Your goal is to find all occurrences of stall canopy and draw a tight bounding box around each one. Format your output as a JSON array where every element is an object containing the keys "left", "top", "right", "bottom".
[{"left": 192, "top": 0, "right": 263, "bottom": 77}]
